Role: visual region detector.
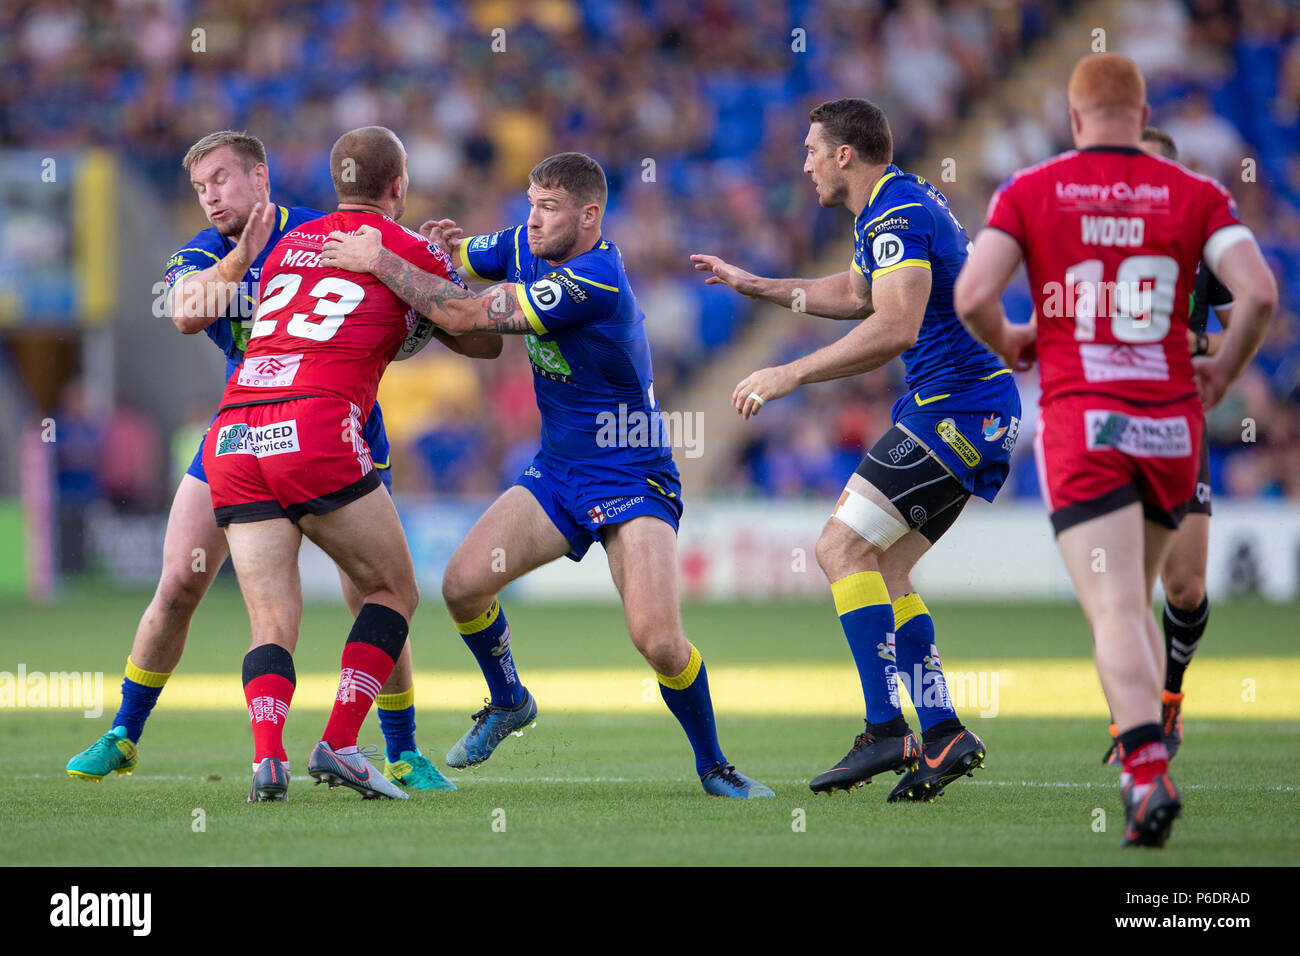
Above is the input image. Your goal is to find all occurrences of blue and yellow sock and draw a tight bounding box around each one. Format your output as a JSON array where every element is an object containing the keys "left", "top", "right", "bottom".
[
  {"left": 376, "top": 687, "right": 418, "bottom": 763},
  {"left": 454, "top": 599, "right": 525, "bottom": 709},
  {"left": 892, "top": 592, "right": 958, "bottom": 733},
  {"left": 112, "top": 657, "right": 170, "bottom": 743},
  {"left": 657, "top": 643, "right": 727, "bottom": 777},
  {"left": 832, "top": 570, "right": 902, "bottom": 725}
]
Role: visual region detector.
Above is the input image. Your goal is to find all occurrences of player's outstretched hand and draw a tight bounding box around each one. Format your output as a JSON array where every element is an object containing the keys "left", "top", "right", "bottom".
[
  {"left": 1192, "top": 355, "right": 1231, "bottom": 410},
  {"left": 233, "top": 200, "right": 278, "bottom": 268},
  {"left": 691, "top": 253, "right": 760, "bottom": 297},
  {"left": 321, "top": 225, "right": 383, "bottom": 273},
  {"left": 420, "top": 218, "right": 463, "bottom": 256},
  {"left": 732, "top": 365, "right": 798, "bottom": 419}
]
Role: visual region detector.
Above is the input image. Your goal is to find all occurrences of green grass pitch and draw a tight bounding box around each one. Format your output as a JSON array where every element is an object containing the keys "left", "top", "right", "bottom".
[{"left": 2, "top": 584, "right": 1297, "bottom": 866}]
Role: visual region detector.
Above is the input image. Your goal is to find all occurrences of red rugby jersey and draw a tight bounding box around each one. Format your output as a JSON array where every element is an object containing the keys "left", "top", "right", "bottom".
[
  {"left": 985, "top": 146, "right": 1246, "bottom": 407},
  {"left": 220, "top": 210, "right": 458, "bottom": 418}
]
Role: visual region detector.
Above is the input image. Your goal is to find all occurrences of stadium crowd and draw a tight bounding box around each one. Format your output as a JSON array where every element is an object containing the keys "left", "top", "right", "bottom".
[{"left": 2, "top": 0, "right": 1296, "bottom": 504}]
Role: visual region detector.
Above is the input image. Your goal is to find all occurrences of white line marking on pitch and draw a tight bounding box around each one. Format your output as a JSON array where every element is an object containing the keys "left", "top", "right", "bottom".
[{"left": 36, "top": 772, "right": 1299, "bottom": 792}]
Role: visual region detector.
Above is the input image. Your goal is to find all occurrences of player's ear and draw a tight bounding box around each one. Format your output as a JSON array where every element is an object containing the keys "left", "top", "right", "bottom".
[{"left": 837, "top": 143, "right": 853, "bottom": 169}]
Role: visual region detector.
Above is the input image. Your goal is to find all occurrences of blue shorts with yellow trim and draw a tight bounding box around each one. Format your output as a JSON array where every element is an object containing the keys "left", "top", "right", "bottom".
[
  {"left": 515, "top": 452, "right": 684, "bottom": 561},
  {"left": 891, "top": 370, "right": 1021, "bottom": 503},
  {"left": 186, "top": 403, "right": 393, "bottom": 491}
]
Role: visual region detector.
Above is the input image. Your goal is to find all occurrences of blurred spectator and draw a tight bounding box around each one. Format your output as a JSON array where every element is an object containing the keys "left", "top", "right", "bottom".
[
  {"left": 981, "top": 98, "right": 1054, "bottom": 185},
  {"left": 99, "top": 401, "right": 163, "bottom": 512},
  {"left": 10, "top": 0, "right": 1293, "bottom": 505},
  {"left": 1162, "top": 91, "right": 1246, "bottom": 181},
  {"left": 53, "top": 380, "right": 103, "bottom": 573}
]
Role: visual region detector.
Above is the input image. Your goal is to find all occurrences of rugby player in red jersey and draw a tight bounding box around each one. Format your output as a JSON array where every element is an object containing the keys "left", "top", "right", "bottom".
[
  {"left": 202, "top": 126, "right": 500, "bottom": 801},
  {"left": 1094, "top": 126, "right": 1239, "bottom": 768},
  {"left": 955, "top": 54, "right": 1276, "bottom": 848},
  {"left": 66, "top": 131, "right": 457, "bottom": 795}
]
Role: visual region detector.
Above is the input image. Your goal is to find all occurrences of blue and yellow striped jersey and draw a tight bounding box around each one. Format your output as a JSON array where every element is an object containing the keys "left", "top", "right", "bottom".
[
  {"left": 163, "top": 204, "right": 321, "bottom": 380},
  {"left": 852, "top": 166, "right": 1005, "bottom": 391},
  {"left": 461, "top": 226, "right": 673, "bottom": 469}
]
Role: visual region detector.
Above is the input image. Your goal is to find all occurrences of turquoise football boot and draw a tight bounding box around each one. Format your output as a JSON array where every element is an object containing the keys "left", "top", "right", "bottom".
[
  {"left": 66, "top": 726, "right": 138, "bottom": 781},
  {"left": 445, "top": 690, "right": 538, "bottom": 769}
]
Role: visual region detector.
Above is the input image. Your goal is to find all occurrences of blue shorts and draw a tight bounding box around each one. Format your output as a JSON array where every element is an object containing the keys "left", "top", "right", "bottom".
[
  {"left": 515, "top": 453, "right": 684, "bottom": 561},
  {"left": 187, "top": 401, "right": 393, "bottom": 490},
  {"left": 891, "top": 370, "right": 1022, "bottom": 503}
]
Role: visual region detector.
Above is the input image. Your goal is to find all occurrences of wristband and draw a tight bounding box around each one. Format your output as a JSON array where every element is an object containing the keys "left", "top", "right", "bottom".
[{"left": 1193, "top": 332, "right": 1210, "bottom": 357}]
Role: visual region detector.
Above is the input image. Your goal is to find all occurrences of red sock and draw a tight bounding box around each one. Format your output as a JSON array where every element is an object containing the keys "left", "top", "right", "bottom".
[
  {"left": 244, "top": 673, "right": 294, "bottom": 763},
  {"left": 1122, "top": 740, "right": 1169, "bottom": 786},
  {"left": 322, "top": 643, "right": 397, "bottom": 750}
]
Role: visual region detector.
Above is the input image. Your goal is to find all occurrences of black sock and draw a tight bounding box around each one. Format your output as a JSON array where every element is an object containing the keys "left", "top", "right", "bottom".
[
  {"left": 242, "top": 643, "right": 296, "bottom": 685},
  {"left": 922, "top": 717, "right": 965, "bottom": 745},
  {"left": 867, "top": 715, "right": 910, "bottom": 738},
  {"left": 346, "top": 603, "right": 409, "bottom": 662},
  {"left": 1117, "top": 722, "right": 1162, "bottom": 755},
  {"left": 1163, "top": 596, "right": 1209, "bottom": 694}
]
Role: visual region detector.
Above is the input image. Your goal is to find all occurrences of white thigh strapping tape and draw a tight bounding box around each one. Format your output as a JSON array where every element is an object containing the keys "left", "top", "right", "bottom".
[{"left": 831, "top": 488, "right": 908, "bottom": 549}]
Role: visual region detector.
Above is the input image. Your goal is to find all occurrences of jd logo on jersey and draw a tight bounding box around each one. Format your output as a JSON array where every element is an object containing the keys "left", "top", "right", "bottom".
[
  {"left": 529, "top": 278, "right": 563, "bottom": 311},
  {"left": 871, "top": 232, "right": 906, "bottom": 268}
]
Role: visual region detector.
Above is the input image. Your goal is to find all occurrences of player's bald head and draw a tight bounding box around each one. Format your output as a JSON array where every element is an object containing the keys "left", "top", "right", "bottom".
[
  {"left": 1068, "top": 54, "right": 1146, "bottom": 116},
  {"left": 330, "top": 126, "right": 406, "bottom": 203}
]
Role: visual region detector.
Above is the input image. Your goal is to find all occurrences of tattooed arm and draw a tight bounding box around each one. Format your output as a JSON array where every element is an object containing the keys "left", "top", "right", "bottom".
[
  {"left": 369, "top": 249, "right": 534, "bottom": 334},
  {"left": 321, "top": 226, "right": 535, "bottom": 335}
]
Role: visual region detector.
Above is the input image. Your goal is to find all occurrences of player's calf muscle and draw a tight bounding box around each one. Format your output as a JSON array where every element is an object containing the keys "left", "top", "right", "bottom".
[{"left": 300, "top": 494, "right": 418, "bottom": 619}]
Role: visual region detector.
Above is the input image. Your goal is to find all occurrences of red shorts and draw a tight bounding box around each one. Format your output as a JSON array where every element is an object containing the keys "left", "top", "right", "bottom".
[
  {"left": 1034, "top": 393, "right": 1203, "bottom": 535},
  {"left": 203, "top": 397, "right": 379, "bottom": 527}
]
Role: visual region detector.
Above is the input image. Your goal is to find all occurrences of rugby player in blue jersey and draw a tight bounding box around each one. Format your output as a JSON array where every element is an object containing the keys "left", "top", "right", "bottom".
[
  {"left": 67, "top": 130, "right": 466, "bottom": 794},
  {"left": 322, "top": 152, "right": 773, "bottom": 798},
  {"left": 693, "top": 99, "right": 1021, "bottom": 802}
]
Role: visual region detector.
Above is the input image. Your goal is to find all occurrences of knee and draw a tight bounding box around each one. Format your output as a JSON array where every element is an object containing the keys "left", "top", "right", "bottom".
[
  {"left": 1092, "top": 604, "right": 1149, "bottom": 644},
  {"left": 1164, "top": 574, "right": 1206, "bottom": 612},
  {"left": 440, "top": 563, "right": 468, "bottom": 611},
  {"left": 441, "top": 559, "right": 488, "bottom": 618},
  {"left": 632, "top": 625, "right": 687, "bottom": 676},
  {"left": 815, "top": 528, "right": 846, "bottom": 578},
  {"left": 816, "top": 524, "right": 873, "bottom": 580},
  {"left": 155, "top": 565, "right": 208, "bottom": 616}
]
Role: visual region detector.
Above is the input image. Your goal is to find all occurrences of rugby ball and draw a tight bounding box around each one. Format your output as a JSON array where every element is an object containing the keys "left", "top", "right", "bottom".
[{"left": 393, "top": 314, "right": 439, "bottom": 361}]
